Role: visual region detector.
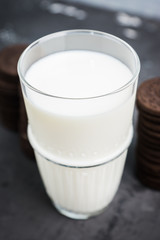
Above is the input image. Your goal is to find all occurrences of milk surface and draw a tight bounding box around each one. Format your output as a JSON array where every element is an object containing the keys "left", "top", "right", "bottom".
[
  {"left": 24, "top": 50, "right": 135, "bottom": 217},
  {"left": 26, "top": 50, "right": 132, "bottom": 98}
]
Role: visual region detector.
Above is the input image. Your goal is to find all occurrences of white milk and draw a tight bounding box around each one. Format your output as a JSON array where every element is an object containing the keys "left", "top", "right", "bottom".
[
  {"left": 25, "top": 50, "right": 132, "bottom": 98},
  {"left": 24, "top": 50, "right": 135, "bottom": 217}
]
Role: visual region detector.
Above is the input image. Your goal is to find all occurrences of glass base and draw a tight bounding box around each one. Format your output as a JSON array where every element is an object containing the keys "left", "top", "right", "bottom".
[{"left": 53, "top": 202, "right": 106, "bottom": 220}]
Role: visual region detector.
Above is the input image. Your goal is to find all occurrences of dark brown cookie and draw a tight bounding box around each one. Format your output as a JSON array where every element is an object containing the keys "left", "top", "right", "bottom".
[
  {"left": 138, "top": 113, "right": 160, "bottom": 132},
  {"left": 138, "top": 125, "right": 160, "bottom": 145},
  {"left": 0, "top": 44, "right": 27, "bottom": 77},
  {"left": 137, "top": 140, "right": 160, "bottom": 160},
  {"left": 0, "top": 107, "right": 19, "bottom": 131},
  {"left": 138, "top": 119, "right": 160, "bottom": 138},
  {"left": 0, "top": 44, "right": 27, "bottom": 131},
  {"left": 136, "top": 77, "right": 160, "bottom": 116},
  {"left": 19, "top": 86, "right": 34, "bottom": 159},
  {"left": 137, "top": 169, "right": 160, "bottom": 190},
  {"left": 20, "top": 133, "right": 35, "bottom": 159},
  {"left": 139, "top": 110, "right": 160, "bottom": 123},
  {"left": 137, "top": 132, "right": 160, "bottom": 150},
  {"left": 0, "top": 91, "right": 19, "bottom": 108},
  {"left": 136, "top": 153, "right": 160, "bottom": 176},
  {"left": 0, "top": 71, "right": 18, "bottom": 83},
  {"left": 137, "top": 163, "right": 160, "bottom": 179}
]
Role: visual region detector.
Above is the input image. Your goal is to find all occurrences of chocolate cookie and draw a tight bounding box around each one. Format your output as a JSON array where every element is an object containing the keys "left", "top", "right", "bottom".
[
  {"left": 140, "top": 110, "right": 160, "bottom": 123},
  {"left": 138, "top": 114, "right": 160, "bottom": 132},
  {"left": 0, "top": 107, "right": 19, "bottom": 131},
  {"left": 137, "top": 169, "right": 160, "bottom": 190},
  {"left": 0, "top": 76, "right": 18, "bottom": 94},
  {"left": 138, "top": 126, "right": 160, "bottom": 145},
  {"left": 19, "top": 87, "right": 34, "bottom": 159},
  {"left": 138, "top": 119, "right": 160, "bottom": 139},
  {"left": 137, "top": 133, "right": 160, "bottom": 150},
  {"left": 136, "top": 77, "right": 160, "bottom": 190},
  {"left": 137, "top": 140, "right": 160, "bottom": 160},
  {"left": 0, "top": 44, "right": 27, "bottom": 77},
  {"left": 0, "top": 74, "right": 20, "bottom": 131},
  {"left": 136, "top": 153, "right": 160, "bottom": 176},
  {"left": 0, "top": 44, "right": 27, "bottom": 131},
  {"left": 136, "top": 77, "right": 160, "bottom": 116}
]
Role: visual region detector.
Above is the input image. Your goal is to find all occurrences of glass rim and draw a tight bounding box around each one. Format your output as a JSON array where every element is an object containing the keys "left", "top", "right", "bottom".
[{"left": 18, "top": 29, "right": 140, "bottom": 100}]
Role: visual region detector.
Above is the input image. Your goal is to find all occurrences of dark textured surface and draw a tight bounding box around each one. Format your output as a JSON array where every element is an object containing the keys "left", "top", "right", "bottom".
[{"left": 0, "top": 1, "right": 160, "bottom": 239}]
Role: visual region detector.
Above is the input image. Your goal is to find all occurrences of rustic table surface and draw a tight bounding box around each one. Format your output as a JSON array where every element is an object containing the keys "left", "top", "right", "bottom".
[{"left": 0, "top": 1, "right": 160, "bottom": 239}]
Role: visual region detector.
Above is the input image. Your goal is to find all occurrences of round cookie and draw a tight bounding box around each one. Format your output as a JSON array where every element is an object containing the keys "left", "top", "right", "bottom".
[
  {"left": 136, "top": 153, "right": 160, "bottom": 169},
  {"left": 137, "top": 140, "right": 160, "bottom": 159},
  {"left": 138, "top": 119, "right": 160, "bottom": 138},
  {"left": 137, "top": 169, "right": 160, "bottom": 190},
  {"left": 137, "top": 134, "right": 160, "bottom": 151},
  {"left": 20, "top": 133, "right": 35, "bottom": 159},
  {"left": 19, "top": 87, "right": 34, "bottom": 159},
  {"left": 0, "top": 44, "right": 27, "bottom": 77},
  {"left": 138, "top": 125, "right": 160, "bottom": 145},
  {"left": 139, "top": 110, "right": 160, "bottom": 123},
  {"left": 0, "top": 74, "right": 18, "bottom": 94},
  {"left": 137, "top": 163, "right": 160, "bottom": 179},
  {"left": 136, "top": 77, "right": 160, "bottom": 116},
  {"left": 0, "top": 107, "right": 19, "bottom": 131},
  {"left": 140, "top": 110, "right": 160, "bottom": 124},
  {"left": 138, "top": 114, "right": 160, "bottom": 132},
  {"left": 0, "top": 44, "right": 27, "bottom": 131},
  {"left": 136, "top": 154, "right": 160, "bottom": 176}
]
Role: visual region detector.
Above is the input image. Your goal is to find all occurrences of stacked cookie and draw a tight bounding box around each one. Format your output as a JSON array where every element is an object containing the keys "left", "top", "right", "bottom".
[
  {"left": 0, "top": 44, "right": 34, "bottom": 159},
  {"left": 19, "top": 86, "right": 34, "bottom": 159},
  {"left": 136, "top": 77, "right": 160, "bottom": 190},
  {"left": 0, "top": 44, "right": 27, "bottom": 131}
]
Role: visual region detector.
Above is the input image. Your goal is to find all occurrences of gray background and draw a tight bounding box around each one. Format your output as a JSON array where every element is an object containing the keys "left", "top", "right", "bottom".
[{"left": 67, "top": 0, "right": 160, "bottom": 20}]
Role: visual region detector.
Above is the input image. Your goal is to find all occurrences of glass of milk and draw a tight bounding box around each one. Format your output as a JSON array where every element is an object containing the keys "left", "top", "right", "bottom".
[{"left": 18, "top": 30, "right": 140, "bottom": 219}]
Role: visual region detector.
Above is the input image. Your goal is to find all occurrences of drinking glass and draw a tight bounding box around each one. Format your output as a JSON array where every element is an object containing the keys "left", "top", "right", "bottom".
[{"left": 18, "top": 30, "right": 140, "bottom": 219}]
